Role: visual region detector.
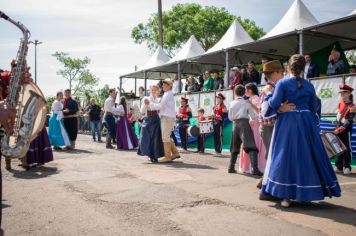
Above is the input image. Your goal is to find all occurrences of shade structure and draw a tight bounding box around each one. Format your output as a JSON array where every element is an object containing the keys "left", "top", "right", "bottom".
[
  {"left": 192, "top": 14, "right": 356, "bottom": 66},
  {"left": 262, "top": 0, "right": 319, "bottom": 39},
  {"left": 206, "top": 19, "right": 253, "bottom": 53},
  {"left": 349, "top": 9, "right": 356, "bottom": 16},
  {"left": 141, "top": 46, "right": 170, "bottom": 70},
  {"left": 169, "top": 35, "right": 205, "bottom": 63}
]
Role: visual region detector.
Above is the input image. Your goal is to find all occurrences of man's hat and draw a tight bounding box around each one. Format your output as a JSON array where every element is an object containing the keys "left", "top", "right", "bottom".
[
  {"left": 232, "top": 66, "right": 239, "bottom": 70},
  {"left": 339, "top": 84, "right": 354, "bottom": 93},
  {"left": 263, "top": 60, "right": 284, "bottom": 73},
  {"left": 216, "top": 92, "right": 225, "bottom": 100},
  {"left": 181, "top": 97, "right": 188, "bottom": 102},
  {"left": 162, "top": 78, "right": 173, "bottom": 87}
]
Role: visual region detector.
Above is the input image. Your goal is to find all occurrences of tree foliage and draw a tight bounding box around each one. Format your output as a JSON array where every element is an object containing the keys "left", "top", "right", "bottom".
[
  {"left": 52, "top": 52, "right": 99, "bottom": 96},
  {"left": 131, "top": 3, "right": 265, "bottom": 55}
]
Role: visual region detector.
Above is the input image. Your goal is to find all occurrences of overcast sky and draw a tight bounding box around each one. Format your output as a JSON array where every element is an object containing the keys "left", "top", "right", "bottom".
[{"left": 0, "top": 0, "right": 354, "bottom": 96}]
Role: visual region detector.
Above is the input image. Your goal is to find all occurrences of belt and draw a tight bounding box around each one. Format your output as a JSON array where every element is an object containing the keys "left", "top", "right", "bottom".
[
  {"left": 233, "top": 118, "right": 249, "bottom": 123},
  {"left": 147, "top": 110, "right": 158, "bottom": 116},
  {"left": 64, "top": 114, "right": 78, "bottom": 119},
  {"left": 285, "top": 109, "right": 310, "bottom": 113}
]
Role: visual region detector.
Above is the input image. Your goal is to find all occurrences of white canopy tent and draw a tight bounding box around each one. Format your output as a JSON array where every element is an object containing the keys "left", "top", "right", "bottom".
[
  {"left": 349, "top": 8, "right": 356, "bottom": 16},
  {"left": 206, "top": 19, "right": 253, "bottom": 53},
  {"left": 169, "top": 35, "right": 205, "bottom": 62},
  {"left": 261, "top": 0, "right": 319, "bottom": 39},
  {"left": 141, "top": 46, "right": 170, "bottom": 70}
]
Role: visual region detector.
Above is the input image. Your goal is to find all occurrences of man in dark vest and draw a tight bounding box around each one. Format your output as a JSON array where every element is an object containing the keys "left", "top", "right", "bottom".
[{"left": 63, "top": 89, "right": 79, "bottom": 149}]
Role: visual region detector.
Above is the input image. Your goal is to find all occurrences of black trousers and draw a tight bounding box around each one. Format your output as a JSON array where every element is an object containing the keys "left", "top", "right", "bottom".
[
  {"left": 64, "top": 117, "right": 78, "bottom": 141},
  {"left": 179, "top": 124, "right": 188, "bottom": 150},
  {"left": 197, "top": 134, "right": 205, "bottom": 152},
  {"left": 336, "top": 129, "right": 352, "bottom": 169},
  {"left": 213, "top": 121, "right": 223, "bottom": 153}
]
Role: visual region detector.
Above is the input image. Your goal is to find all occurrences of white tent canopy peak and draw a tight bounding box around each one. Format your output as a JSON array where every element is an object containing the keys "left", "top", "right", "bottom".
[
  {"left": 206, "top": 19, "right": 253, "bottom": 53},
  {"left": 141, "top": 46, "right": 170, "bottom": 71},
  {"left": 262, "top": 0, "right": 319, "bottom": 39},
  {"left": 169, "top": 35, "right": 205, "bottom": 63}
]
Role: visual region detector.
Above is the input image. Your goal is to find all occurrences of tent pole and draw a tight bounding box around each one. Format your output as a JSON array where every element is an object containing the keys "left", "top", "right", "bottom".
[
  {"left": 144, "top": 71, "right": 148, "bottom": 96},
  {"left": 119, "top": 77, "right": 122, "bottom": 97},
  {"left": 178, "top": 62, "right": 182, "bottom": 93},
  {"left": 299, "top": 30, "right": 304, "bottom": 55},
  {"left": 225, "top": 50, "right": 229, "bottom": 87},
  {"left": 134, "top": 77, "right": 137, "bottom": 96}
]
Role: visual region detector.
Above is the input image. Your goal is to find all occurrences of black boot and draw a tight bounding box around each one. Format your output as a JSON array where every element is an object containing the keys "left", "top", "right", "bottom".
[
  {"left": 228, "top": 152, "right": 238, "bottom": 173},
  {"left": 249, "top": 150, "right": 263, "bottom": 176},
  {"left": 106, "top": 135, "right": 114, "bottom": 149}
]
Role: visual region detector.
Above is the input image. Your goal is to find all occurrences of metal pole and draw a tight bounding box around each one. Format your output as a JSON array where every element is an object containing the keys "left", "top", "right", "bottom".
[
  {"left": 177, "top": 63, "right": 182, "bottom": 93},
  {"left": 29, "top": 40, "right": 43, "bottom": 84},
  {"left": 144, "top": 71, "right": 148, "bottom": 96},
  {"left": 158, "top": 0, "right": 163, "bottom": 47},
  {"left": 299, "top": 30, "right": 304, "bottom": 55},
  {"left": 225, "top": 50, "right": 229, "bottom": 88},
  {"left": 119, "top": 77, "right": 122, "bottom": 97},
  {"left": 134, "top": 77, "right": 137, "bottom": 96}
]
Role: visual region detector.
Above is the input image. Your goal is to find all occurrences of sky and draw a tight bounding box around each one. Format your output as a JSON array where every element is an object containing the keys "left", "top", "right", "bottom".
[{"left": 0, "top": 0, "right": 355, "bottom": 97}]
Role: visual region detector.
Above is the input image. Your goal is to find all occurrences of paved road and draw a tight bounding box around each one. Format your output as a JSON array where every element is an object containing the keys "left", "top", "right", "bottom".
[{"left": 2, "top": 134, "right": 356, "bottom": 236}]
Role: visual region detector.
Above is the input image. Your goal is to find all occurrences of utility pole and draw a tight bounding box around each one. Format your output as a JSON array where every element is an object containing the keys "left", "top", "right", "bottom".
[
  {"left": 158, "top": 0, "right": 163, "bottom": 47},
  {"left": 29, "top": 39, "right": 43, "bottom": 84}
]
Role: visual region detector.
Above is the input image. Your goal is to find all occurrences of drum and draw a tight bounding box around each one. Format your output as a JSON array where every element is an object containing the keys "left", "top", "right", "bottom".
[
  {"left": 199, "top": 120, "right": 214, "bottom": 134},
  {"left": 187, "top": 125, "right": 200, "bottom": 137},
  {"left": 321, "top": 131, "right": 347, "bottom": 159}
]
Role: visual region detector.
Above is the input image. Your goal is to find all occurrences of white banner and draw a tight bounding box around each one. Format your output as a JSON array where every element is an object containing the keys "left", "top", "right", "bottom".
[
  {"left": 174, "top": 95, "right": 181, "bottom": 113},
  {"left": 199, "top": 92, "right": 215, "bottom": 116},
  {"left": 345, "top": 75, "right": 356, "bottom": 103},
  {"left": 185, "top": 93, "right": 200, "bottom": 116},
  {"left": 219, "top": 90, "right": 234, "bottom": 110},
  {"left": 311, "top": 77, "right": 343, "bottom": 114}
]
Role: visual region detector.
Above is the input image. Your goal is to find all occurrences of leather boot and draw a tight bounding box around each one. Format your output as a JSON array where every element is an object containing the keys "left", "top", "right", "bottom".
[
  {"left": 106, "top": 135, "right": 114, "bottom": 149},
  {"left": 256, "top": 177, "right": 263, "bottom": 189},
  {"left": 5, "top": 157, "right": 11, "bottom": 170},
  {"left": 159, "top": 142, "right": 172, "bottom": 163},
  {"left": 228, "top": 152, "right": 238, "bottom": 173},
  {"left": 171, "top": 142, "right": 181, "bottom": 160},
  {"left": 249, "top": 150, "right": 263, "bottom": 176}
]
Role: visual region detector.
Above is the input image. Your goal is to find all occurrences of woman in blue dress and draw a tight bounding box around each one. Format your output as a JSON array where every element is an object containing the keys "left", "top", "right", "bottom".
[
  {"left": 48, "top": 91, "right": 71, "bottom": 149},
  {"left": 261, "top": 54, "right": 341, "bottom": 208}
]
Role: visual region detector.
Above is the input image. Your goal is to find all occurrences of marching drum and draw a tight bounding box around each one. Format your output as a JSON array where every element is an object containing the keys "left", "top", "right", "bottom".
[
  {"left": 187, "top": 126, "right": 200, "bottom": 137},
  {"left": 199, "top": 120, "right": 214, "bottom": 134},
  {"left": 321, "top": 131, "right": 347, "bottom": 159}
]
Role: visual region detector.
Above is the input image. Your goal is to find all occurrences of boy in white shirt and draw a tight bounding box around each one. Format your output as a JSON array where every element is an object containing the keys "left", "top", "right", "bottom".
[{"left": 228, "top": 85, "right": 262, "bottom": 176}]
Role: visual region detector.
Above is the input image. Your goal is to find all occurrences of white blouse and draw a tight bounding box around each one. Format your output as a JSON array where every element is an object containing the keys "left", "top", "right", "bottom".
[
  {"left": 140, "top": 96, "right": 160, "bottom": 116},
  {"left": 52, "top": 100, "right": 64, "bottom": 120}
]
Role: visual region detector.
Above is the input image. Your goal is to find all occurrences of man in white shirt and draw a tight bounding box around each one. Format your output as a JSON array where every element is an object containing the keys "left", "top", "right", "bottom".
[
  {"left": 104, "top": 89, "right": 120, "bottom": 149},
  {"left": 228, "top": 85, "right": 262, "bottom": 176},
  {"left": 156, "top": 78, "right": 181, "bottom": 163}
]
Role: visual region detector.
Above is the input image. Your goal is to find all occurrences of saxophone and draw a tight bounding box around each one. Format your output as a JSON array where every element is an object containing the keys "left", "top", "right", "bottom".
[{"left": 0, "top": 11, "right": 47, "bottom": 159}]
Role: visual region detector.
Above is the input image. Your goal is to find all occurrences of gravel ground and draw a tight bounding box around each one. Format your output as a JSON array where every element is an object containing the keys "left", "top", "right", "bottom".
[{"left": 2, "top": 134, "right": 356, "bottom": 236}]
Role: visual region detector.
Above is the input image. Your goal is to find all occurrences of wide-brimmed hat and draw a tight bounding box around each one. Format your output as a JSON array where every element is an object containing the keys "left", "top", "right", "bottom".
[
  {"left": 339, "top": 84, "right": 354, "bottom": 93},
  {"left": 263, "top": 60, "right": 284, "bottom": 73},
  {"left": 162, "top": 78, "right": 173, "bottom": 87}
]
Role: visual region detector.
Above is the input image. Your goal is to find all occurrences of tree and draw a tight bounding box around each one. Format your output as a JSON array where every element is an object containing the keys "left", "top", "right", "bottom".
[
  {"left": 52, "top": 52, "right": 99, "bottom": 96},
  {"left": 131, "top": 3, "right": 265, "bottom": 56}
]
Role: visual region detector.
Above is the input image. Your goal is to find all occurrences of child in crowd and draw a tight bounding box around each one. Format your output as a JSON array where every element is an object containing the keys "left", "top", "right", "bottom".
[
  {"left": 228, "top": 85, "right": 262, "bottom": 176},
  {"left": 196, "top": 108, "right": 206, "bottom": 153},
  {"left": 213, "top": 93, "right": 228, "bottom": 154}
]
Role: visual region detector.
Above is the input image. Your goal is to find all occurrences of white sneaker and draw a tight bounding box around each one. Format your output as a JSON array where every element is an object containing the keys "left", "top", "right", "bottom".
[
  {"left": 343, "top": 168, "right": 351, "bottom": 175},
  {"left": 333, "top": 166, "right": 342, "bottom": 173},
  {"left": 281, "top": 199, "right": 291, "bottom": 208}
]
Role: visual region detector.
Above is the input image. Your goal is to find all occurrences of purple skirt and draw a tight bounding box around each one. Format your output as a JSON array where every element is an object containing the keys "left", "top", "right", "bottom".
[
  {"left": 116, "top": 116, "right": 138, "bottom": 150},
  {"left": 26, "top": 128, "right": 54, "bottom": 165}
]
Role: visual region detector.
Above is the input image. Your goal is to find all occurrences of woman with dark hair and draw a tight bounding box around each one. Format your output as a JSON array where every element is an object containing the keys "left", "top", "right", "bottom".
[
  {"left": 115, "top": 96, "right": 138, "bottom": 150},
  {"left": 239, "top": 83, "right": 266, "bottom": 174},
  {"left": 261, "top": 54, "right": 341, "bottom": 207},
  {"left": 333, "top": 84, "right": 355, "bottom": 175}
]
